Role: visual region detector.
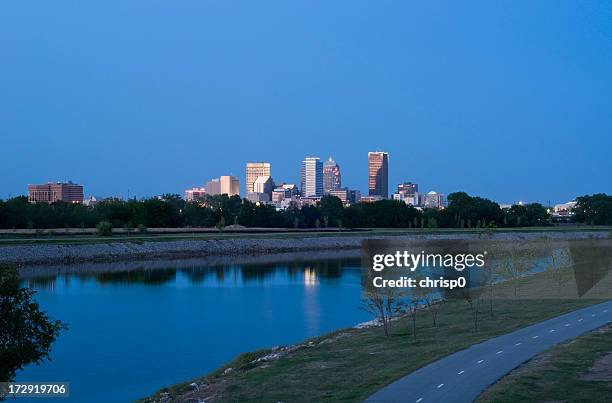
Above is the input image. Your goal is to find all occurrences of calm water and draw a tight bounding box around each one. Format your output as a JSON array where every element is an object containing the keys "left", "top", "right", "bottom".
[{"left": 16, "top": 257, "right": 369, "bottom": 402}]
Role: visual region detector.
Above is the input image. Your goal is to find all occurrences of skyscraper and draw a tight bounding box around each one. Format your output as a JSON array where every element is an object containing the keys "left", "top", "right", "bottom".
[
  {"left": 206, "top": 175, "right": 239, "bottom": 196},
  {"left": 246, "top": 162, "right": 271, "bottom": 194},
  {"left": 323, "top": 157, "right": 341, "bottom": 194},
  {"left": 368, "top": 152, "right": 389, "bottom": 199},
  {"left": 219, "top": 175, "right": 240, "bottom": 196},
  {"left": 300, "top": 157, "right": 323, "bottom": 197}
]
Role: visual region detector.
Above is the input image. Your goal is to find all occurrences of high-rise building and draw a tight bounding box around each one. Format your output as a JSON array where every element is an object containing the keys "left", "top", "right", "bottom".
[
  {"left": 207, "top": 176, "right": 240, "bottom": 196},
  {"left": 323, "top": 157, "right": 341, "bottom": 194},
  {"left": 368, "top": 152, "right": 389, "bottom": 199},
  {"left": 219, "top": 175, "right": 240, "bottom": 196},
  {"left": 206, "top": 178, "right": 221, "bottom": 195},
  {"left": 300, "top": 157, "right": 323, "bottom": 197},
  {"left": 253, "top": 176, "right": 274, "bottom": 195},
  {"left": 246, "top": 162, "right": 271, "bottom": 194},
  {"left": 28, "top": 181, "right": 84, "bottom": 204}
]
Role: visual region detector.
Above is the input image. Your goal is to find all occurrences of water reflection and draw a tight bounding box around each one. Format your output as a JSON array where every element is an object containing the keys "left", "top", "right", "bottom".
[
  {"left": 22, "top": 258, "right": 360, "bottom": 291},
  {"left": 304, "top": 267, "right": 317, "bottom": 286},
  {"left": 93, "top": 268, "right": 177, "bottom": 285}
]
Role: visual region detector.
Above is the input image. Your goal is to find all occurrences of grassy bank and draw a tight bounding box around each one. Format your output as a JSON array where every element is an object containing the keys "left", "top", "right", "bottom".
[
  {"left": 1, "top": 225, "right": 610, "bottom": 246},
  {"left": 477, "top": 324, "right": 612, "bottom": 402},
  {"left": 143, "top": 297, "right": 603, "bottom": 402}
]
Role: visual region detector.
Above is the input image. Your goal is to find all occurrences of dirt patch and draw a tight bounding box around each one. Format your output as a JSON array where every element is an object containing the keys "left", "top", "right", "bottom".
[{"left": 579, "top": 351, "right": 612, "bottom": 381}]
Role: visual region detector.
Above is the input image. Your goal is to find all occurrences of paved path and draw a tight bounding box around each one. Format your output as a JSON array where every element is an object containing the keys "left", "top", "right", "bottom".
[{"left": 366, "top": 301, "right": 612, "bottom": 403}]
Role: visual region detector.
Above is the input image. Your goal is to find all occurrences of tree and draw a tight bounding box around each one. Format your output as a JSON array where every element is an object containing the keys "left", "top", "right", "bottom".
[
  {"left": 403, "top": 294, "right": 421, "bottom": 341},
  {"left": 216, "top": 216, "right": 226, "bottom": 231},
  {"left": 446, "top": 192, "right": 503, "bottom": 228},
  {"left": 574, "top": 194, "right": 612, "bottom": 225},
  {"left": 1, "top": 265, "right": 65, "bottom": 383},
  {"left": 319, "top": 195, "right": 343, "bottom": 227},
  {"left": 362, "top": 287, "right": 402, "bottom": 337}
]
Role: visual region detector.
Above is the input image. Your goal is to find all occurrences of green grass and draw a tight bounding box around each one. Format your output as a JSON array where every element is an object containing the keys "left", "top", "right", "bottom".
[
  {"left": 477, "top": 324, "right": 612, "bottom": 402},
  {"left": 143, "top": 297, "right": 603, "bottom": 402},
  {"left": 1, "top": 225, "right": 609, "bottom": 246}
]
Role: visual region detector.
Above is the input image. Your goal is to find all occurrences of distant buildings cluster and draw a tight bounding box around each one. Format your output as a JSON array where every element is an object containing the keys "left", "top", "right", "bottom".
[
  {"left": 25, "top": 151, "right": 449, "bottom": 211},
  {"left": 20, "top": 155, "right": 586, "bottom": 214},
  {"left": 181, "top": 151, "right": 446, "bottom": 210},
  {"left": 392, "top": 182, "right": 446, "bottom": 209}
]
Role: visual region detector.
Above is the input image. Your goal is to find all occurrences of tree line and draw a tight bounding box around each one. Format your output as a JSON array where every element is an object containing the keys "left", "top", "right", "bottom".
[{"left": 0, "top": 192, "right": 609, "bottom": 231}]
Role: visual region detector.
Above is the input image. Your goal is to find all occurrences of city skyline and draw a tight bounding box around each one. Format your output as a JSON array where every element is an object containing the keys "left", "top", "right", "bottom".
[
  {"left": 14, "top": 148, "right": 600, "bottom": 206},
  {"left": 2, "top": 2, "right": 611, "bottom": 203}
]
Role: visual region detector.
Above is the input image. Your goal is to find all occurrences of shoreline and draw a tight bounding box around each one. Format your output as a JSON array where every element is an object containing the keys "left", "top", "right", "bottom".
[
  {"left": 2, "top": 229, "right": 609, "bottom": 268},
  {"left": 142, "top": 298, "right": 607, "bottom": 402}
]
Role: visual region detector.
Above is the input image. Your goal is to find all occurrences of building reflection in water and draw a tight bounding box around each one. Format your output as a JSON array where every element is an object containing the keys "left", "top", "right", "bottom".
[
  {"left": 24, "top": 277, "right": 56, "bottom": 292},
  {"left": 304, "top": 266, "right": 318, "bottom": 286}
]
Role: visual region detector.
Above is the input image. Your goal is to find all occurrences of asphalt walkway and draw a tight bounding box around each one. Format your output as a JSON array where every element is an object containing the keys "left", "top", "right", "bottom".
[{"left": 366, "top": 301, "right": 612, "bottom": 403}]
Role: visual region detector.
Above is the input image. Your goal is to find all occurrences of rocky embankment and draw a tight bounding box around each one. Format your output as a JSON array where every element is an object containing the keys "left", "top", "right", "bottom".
[
  {"left": 1, "top": 237, "right": 362, "bottom": 266},
  {"left": 0, "top": 230, "right": 609, "bottom": 267}
]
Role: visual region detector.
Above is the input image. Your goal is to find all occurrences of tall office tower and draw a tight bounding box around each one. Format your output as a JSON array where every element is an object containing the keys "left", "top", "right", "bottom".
[
  {"left": 368, "top": 151, "right": 389, "bottom": 199},
  {"left": 206, "top": 178, "right": 221, "bottom": 195},
  {"left": 246, "top": 162, "right": 271, "bottom": 194},
  {"left": 323, "top": 157, "right": 341, "bottom": 194},
  {"left": 219, "top": 175, "right": 240, "bottom": 196},
  {"left": 300, "top": 157, "right": 323, "bottom": 197}
]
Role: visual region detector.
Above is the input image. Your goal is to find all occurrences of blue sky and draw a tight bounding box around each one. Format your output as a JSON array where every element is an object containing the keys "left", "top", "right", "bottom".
[{"left": 1, "top": 1, "right": 611, "bottom": 204}]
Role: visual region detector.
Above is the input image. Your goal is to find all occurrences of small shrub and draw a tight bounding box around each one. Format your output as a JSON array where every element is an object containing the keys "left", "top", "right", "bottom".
[
  {"left": 216, "top": 216, "right": 225, "bottom": 231},
  {"left": 138, "top": 224, "right": 148, "bottom": 234},
  {"left": 96, "top": 221, "right": 113, "bottom": 237}
]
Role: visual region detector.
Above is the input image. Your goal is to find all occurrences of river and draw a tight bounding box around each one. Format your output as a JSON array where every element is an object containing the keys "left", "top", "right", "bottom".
[{"left": 16, "top": 254, "right": 370, "bottom": 402}]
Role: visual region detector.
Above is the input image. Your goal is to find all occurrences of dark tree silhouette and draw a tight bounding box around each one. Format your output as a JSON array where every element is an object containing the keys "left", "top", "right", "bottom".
[{"left": 0, "top": 265, "right": 66, "bottom": 383}]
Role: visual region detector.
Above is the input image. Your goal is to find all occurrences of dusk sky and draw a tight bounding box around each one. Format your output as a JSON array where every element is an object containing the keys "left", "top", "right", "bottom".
[{"left": 1, "top": 1, "right": 611, "bottom": 204}]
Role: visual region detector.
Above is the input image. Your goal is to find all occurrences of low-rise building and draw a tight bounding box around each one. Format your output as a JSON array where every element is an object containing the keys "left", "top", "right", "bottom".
[
  {"left": 28, "top": 181, "right": 83, "bottom": 204},
  {"left": 553, "top": 201, "right": 577, "bottom": 217},
  {"left": 421, "top": 191, "right": 446, "bottom": 209},
  {"left": 184, "top": 187, "right": 207, "bottom": 202},
  {"left": 393, "top": 191, "right": 420, "bottom": 206},
  {"left": 360, "top": 195, "right": 383, "bottom": 203},
  {"left": 271, "top": 184, "right": 297, "bottom": 203},
  {"left": 327, "top": 188, "right": 361, "bottom": 205},
  {"left": 206, "top": 176, "right": 240, "bottom": 196},
  {"left": 246, "top": 192, "right": 271, "bottom": 203}
]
